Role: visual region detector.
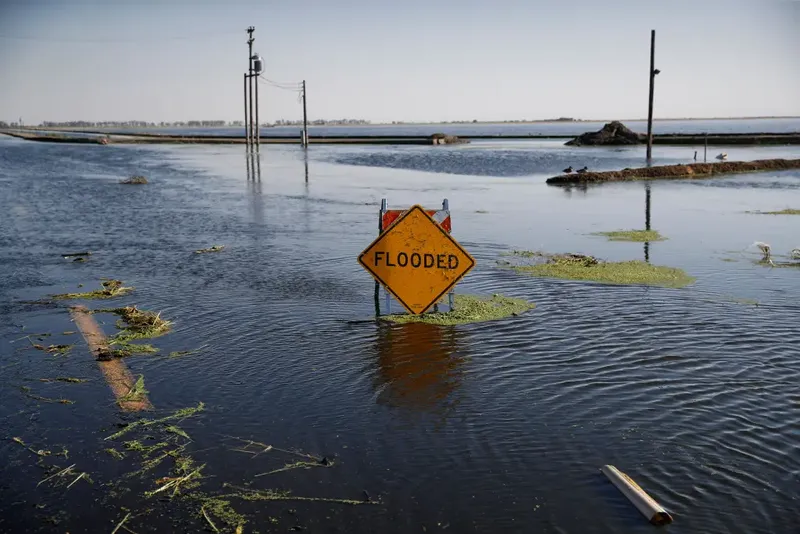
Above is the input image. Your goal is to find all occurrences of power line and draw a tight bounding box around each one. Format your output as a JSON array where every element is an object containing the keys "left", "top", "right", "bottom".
[
  {"left": 258, "top": 75, "right": 302, "bottom": 91},
  {"left": 259, "top": 81, "right": 302, "bottom": 91}
]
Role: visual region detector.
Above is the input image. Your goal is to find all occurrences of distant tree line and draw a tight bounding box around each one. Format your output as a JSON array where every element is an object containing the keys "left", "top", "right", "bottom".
[
  {"left": 270, "top": 118, "right": 370, "bottom": 126},
  {"left": 391, "top": 117, "right": 580, "bottom": 125},
  {"left": 34, "top": 120, "right": 231, "bottom": 128},
  {"left": 1, "top": 117, "right": 585, "bottom": 129},
  {"left": 0, "top": 119, "right": 372, "bottom": 129}
]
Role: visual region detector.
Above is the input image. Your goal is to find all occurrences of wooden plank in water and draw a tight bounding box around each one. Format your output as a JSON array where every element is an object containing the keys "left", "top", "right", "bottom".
[{"left": 69, "top": 305, "right": 153, "bottom": 412}]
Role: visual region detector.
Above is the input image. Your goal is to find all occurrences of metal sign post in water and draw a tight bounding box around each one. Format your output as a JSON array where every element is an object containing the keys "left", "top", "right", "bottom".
[{"left": 358, "top": 199, "right": 475, "bottom": 315}]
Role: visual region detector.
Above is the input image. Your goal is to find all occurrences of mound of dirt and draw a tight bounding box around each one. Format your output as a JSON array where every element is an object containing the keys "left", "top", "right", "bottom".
[
  {"left": 120, "top": 175, "right": 148, "bottom": 185},
  {"left": 430, "top": 133, "right": 469, "bottom": 145},
  {"left": 565, "top": 121, "right": 645, "bottom": 146}
]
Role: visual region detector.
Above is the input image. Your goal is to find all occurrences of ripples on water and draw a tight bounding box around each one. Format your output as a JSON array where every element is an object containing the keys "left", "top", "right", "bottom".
[
  {"left": 325, "top": 140, "right": 800, "bottom": 178},
  {"left": 0, "top": 135, "right": 798, "bottom": 533}
]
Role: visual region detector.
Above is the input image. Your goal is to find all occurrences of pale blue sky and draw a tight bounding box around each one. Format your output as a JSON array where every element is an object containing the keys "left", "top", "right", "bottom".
[{"left": 1, "top": 0, "right": 798, "bottom": 124}]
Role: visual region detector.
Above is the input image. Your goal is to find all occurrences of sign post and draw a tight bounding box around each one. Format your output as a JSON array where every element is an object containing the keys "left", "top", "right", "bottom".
[{"left": 359, "top": 203, "right": 475, "bottom": 315}]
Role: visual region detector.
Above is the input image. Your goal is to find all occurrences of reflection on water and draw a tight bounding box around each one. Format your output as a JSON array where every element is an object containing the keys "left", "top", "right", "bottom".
[
  {"left": 560, "top": 182, "right": 589, "bottom": 197},
  {"left": 373, "top": 323, "right": 468, "bottom": 414},
  {"left": 645, "top": 183, "right": 652, "bottom": 263},
  {"left": 245, "top": 149, "right": 261, "bottom": 182},
  {"left": 245, "top": 151, "right": 265, "bottom": 227}
]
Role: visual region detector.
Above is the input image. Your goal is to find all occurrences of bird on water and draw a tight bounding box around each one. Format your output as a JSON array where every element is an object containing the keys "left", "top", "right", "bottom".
[
  {"left": 754, "top": 241, "right": 775, "bottom": 266},
  {"left": 576, "top": 166, "right": 589, "bottom": 174},
  {"left": 715, "top": 153, "right": 728, "bottom": 160},
  {"left": 563, "top": 166, "right": 573, "bottom": 173}
]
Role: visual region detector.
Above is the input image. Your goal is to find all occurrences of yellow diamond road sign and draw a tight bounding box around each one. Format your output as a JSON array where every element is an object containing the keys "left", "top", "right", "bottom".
[{"left": 358, "top": 205, "right": 476, "bottom": 315}]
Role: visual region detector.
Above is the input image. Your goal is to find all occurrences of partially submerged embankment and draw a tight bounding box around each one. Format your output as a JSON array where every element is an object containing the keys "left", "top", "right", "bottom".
[
  {"left": 0, "top": 129, "right": 449, "bottom": 145},
  {"left": 547, "top": 158, "right": 800, "bottom": 184},
  {"left": 3, "top": 128, "right": 800, "bottom": 145}
]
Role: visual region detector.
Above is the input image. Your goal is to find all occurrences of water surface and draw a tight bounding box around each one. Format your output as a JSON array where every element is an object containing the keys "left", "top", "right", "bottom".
[{"left": 1, "top": 136, "right": 798, "bottom": 533}]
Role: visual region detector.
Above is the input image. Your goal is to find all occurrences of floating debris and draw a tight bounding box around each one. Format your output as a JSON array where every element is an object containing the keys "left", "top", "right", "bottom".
[
  {"left": 168, "top": 349, "right": 200, "bottom": 358},
  {"left": 224, "top": 436, "right": 319, "bottom": 462},
  {"left": 105, "top": 448, "right": 126, "bottom": 460},
  {"left": 37, "top": 464, "right": 76, "bottom": 487},
  {"left": 255, "top": 460, "right": 334, "bottom": 478},
  {"left": 105, "top": 402, "right": 205, "bottom": 441},
  {"left": 165, "top": 425, "right": 191, "bottom": 440},
  {"left": 591, "top": 229, "right": 666, "bottom": 242},
  {"left": 145, "top": 462, "right": 204, "bottom": 498},
  {"left": 14, "top": 398, "right": 374, "bottom": 532},
  {"left": 21, "top": 385, "right": 75, "bottom": 404},
  {"left": 201, "top": 505, "right": 221, "bottom": 533},
  {"left": 382, "top": 294, "right": 535, "bottom": 325},
  {"left": 47, "top": 344, "right": 73, "bottom": 355},
  {"left": 111, "top": 512, "right": 131, "bottom": 534},
  {"left": 61, "top": 251, "right": 92, "bottom": 258},
  {"left": 12, "top": 436, "right": 54, "bottom": 457},
  {"left": 193, "top": 496, "right": 246, "bottom": 532},
  {"left": 38, "top": 377, "right": 88, "bottom": 384},
  {"left": 195, "top": 245, "right": 225, "bottom": 254},
  {"left": 219, "top": 483, "right": 376, "bottom": 506},
  {"left": 118, "top": 375, "right": 149, "bottom": 406},
  {"left": 52, "top": 279, "right": 133, "bottom": 300},
  {"left": 601, "top": 464, "right": 673, "bottom": 525},
  {"left": 120, "top": 175, "right": 148, "bottom": 185},
  {"left": 503, "top": 250, "right": 695, "bottom": 288},
  {"left": 748, "top": 208, "right": 800, "bottom": 215},
  {"left": 99, "top": 306, "right": 172, "bottom": 344},
  {"left": 27, "top": 341, "right": 74, "bottom": 355},
  {"left": 98, "top": 341, "right": 159, "bottom": 360},
  {"left": 34, "top": 463, "right": 92, "bottom": 491}
]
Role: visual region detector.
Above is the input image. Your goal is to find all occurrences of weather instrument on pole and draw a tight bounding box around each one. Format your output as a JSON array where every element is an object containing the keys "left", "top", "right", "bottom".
[{"left": 252, "top": 55, "right": 263, "bottom": 75}]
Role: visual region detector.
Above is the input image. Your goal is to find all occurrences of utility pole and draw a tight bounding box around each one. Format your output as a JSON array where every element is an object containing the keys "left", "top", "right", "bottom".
[
  {"left": 247, "top": 26, "right": 255, "bottom": 150},
  {"left": 646, "top": 29, "right": 659, "bottom": 161},
  {"left": 244, "top": 73, "right": 249, "bottom": 147},
  {"left": 302, "top": 80, "right": 308, "bottom": 147},
  {"left": 255, "top": 64, "right": 260, "bottom": 149}
]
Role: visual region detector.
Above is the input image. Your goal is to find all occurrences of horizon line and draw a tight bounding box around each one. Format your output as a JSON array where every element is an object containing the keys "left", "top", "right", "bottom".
[{"left": 8, "top": 115, "right": 800, "bottom": 127}]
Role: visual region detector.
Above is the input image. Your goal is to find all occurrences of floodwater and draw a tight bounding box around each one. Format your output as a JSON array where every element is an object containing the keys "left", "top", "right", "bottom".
[
  {"left": 1, "top": 134, "right": 799, "bottom": 533},
  {"left": 64, "top": 117, "right": 800, "bottom": 137}
]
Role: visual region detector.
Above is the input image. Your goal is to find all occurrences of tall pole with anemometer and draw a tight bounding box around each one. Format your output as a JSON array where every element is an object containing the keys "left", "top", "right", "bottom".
[
  {"left": 247, "top": 26, "right": 255, "bottom": 150},
  {"left": 646, "top": 29, "right": 660, "bottom": 162}
]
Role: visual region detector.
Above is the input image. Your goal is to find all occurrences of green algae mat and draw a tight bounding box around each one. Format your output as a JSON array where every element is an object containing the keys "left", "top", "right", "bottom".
[
  {"left": 747, "top": 208, "right": 800, "bottom": 215},
  {"left": 591, "top": 229, "right": 666, "bottom": 242},
  {"left": 501, "top": 251, "right": 695, "bottom": 288},
  {"left": 382, "top": 294, "right": 535, "bottom": 325}
]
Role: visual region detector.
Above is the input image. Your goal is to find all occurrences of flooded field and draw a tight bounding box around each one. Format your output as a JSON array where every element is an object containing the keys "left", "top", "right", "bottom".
[
  {"left": 1, "top": 136, "right": 799, "bottom": 533},
  {"left": 78, "top": 116, "right": 800, "bottom": 137}
]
